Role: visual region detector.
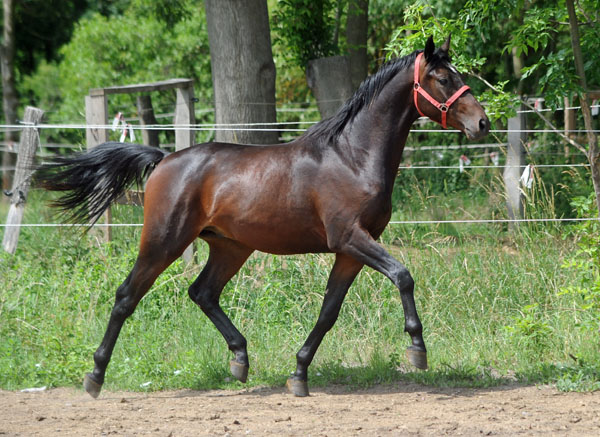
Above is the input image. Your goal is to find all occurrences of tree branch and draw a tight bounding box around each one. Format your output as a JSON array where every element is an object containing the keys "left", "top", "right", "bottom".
[{"left": 468, "top": 70, "right": 588, "bottom": 156}]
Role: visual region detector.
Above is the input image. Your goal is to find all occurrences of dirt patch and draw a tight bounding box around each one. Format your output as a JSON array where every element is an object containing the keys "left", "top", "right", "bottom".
[{"left": 1, "top": 383, "right": 599, "bottom": 436}]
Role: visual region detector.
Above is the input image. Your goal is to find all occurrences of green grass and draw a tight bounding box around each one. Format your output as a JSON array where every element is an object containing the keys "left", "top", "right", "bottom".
[{"left": 1, "top": 189, "right": 599, "bottom": 393}]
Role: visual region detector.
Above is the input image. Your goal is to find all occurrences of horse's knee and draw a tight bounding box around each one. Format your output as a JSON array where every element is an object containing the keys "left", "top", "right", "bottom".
[
  {"left": 111, "top": 299, "right": 136, "bottom": 320},
  {"left": 395, "top": 266, "right": 414, "bottom": 292},
  {"left": 110, "top": 282, "right": 139, "bottom": 320}
]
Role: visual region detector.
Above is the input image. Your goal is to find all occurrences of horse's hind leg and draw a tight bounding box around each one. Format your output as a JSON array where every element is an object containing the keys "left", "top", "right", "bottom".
[
  {"left": 84, "top": 235, "right": 196, "bottom": 398},
  {"left": 287, "top": 254, "right": 363, "bottom": 397},
  {"left": 188, "top": 238, "right": 253, "bottom": 382}
]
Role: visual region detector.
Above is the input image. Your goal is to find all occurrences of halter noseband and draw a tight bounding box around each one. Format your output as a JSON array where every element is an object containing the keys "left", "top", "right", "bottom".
[{"left": 413, "top": 52, "right": 470, "bottom": 129}]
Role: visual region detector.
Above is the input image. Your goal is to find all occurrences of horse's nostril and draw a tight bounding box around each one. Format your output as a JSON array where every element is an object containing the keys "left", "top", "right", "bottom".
[{"left": 479, "top": 118, "right": 489, "bottom": 132}]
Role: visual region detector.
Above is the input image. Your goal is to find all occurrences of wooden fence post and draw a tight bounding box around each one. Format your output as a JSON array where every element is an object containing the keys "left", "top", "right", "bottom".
[
  {"left": 175, "top": 83, "right": 196, "bottom": 263},
  {"left": 137, "top": 95, "right": 159, "bottom": 147},
  {"left": 86, "top": 79, "right": 195, "bottom": 261},
  {"left": 175, "top": 84, "right": 195, "bottom": 150},
  {"left": 503, "top": 104, "right": 527, "bottom": 227},
  {"left": 564, "top": 96, "right": 575, "bottom": 159},
  {"left": 85, "top": 92, "right": 112, "bottom": 242},
  {"left": 2, "top": 106, "right": 44, "bottom": 254}
]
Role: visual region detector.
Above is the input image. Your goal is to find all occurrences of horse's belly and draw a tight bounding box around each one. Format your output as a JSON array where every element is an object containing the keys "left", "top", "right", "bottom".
[{"left": 212, "top": 215, "right": 329, "bottom": 255}]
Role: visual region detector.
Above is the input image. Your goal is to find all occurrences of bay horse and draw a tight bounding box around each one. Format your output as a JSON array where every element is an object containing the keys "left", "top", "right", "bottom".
[{"left": 38, "top": 36, "right": 489, "bottom": 398}]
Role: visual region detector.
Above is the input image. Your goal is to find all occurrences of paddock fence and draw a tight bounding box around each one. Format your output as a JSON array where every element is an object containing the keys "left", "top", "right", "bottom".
[{"left": 1, "top": 96, "right": 600, "bottom": 252}]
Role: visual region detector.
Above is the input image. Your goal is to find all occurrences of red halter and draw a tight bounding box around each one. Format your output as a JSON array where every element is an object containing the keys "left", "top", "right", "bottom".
[{"left": 413, "top": 52, "right": 470, "bottom": 129}]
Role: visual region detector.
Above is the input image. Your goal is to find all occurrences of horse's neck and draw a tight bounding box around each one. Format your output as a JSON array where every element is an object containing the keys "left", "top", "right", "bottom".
[{"left": 340, "top": 76, "right": 417, "bottom": 189}]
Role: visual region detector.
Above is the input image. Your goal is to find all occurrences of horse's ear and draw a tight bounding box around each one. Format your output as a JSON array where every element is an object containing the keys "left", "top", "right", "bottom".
[
  {"left": 440, "top": 34, "right": 451, "bottom": 53},
  {"left": 424, "top": 36, "right": 435, "bottom": 61}
]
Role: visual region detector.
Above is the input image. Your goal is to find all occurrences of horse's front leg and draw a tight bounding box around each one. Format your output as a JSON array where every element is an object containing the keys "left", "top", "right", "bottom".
[
  {"left": 329, "top": 225, "right": 428, "bottom": 371},
  {"left": 287, "top": 254, "right": 363, "bottom": 396}
]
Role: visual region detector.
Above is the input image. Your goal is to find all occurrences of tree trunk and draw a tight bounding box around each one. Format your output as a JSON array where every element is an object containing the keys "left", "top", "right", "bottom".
[
  {"left": 566, "top": 0, "right": 600, "bottom": 217},
  {"left": 204, "top": 0, "right": 278, "bottom": 145},
  {"left": 511, "top": 46, "right": 525, "bottom": 95},
  {"left": 346, "top": 0, "right": 369, "bottom": 90},
  {"left": 306, "top": 56, "right": 354, "bottom": 119},
  {"left": 1, "top": 0, "right": 18, "bottom": 194}
]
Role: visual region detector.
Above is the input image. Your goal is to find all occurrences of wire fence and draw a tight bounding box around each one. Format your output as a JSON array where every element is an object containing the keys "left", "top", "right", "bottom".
[
  {"left": 0, "top": 217, "right": 598, "bottom": 228},
  {"left": 1, "top": 102, "right": 598, "bottom": 229},
  {"left": 3, "top": 120, "right": 600, "bottom": 134}
]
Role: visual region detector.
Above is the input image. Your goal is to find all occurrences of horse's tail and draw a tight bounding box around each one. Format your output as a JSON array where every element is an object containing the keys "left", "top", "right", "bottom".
[{"left": 36, "top": 142, "right": 170, "bottom": 225}]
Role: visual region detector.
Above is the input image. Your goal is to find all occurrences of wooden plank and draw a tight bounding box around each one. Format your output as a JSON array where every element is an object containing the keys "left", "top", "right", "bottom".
[
  {"left": 3, "top": 106, "right": 45, "bottom": 254},
  {"left": 564, "top": 96, "right": 576, "bottom": 137},
  {"left": 90, "top": 78, "right": 193, "bottom": 96}
]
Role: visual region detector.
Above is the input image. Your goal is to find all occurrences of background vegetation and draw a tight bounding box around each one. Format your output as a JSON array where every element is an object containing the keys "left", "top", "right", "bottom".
[{"left": 1, "top": 0, "right": 599, "bottom": 392}]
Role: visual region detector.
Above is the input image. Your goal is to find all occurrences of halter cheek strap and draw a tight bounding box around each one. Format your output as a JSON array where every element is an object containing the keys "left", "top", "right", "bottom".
[{"left": 413, "top": 52, "right": 470, "bottom": 129}]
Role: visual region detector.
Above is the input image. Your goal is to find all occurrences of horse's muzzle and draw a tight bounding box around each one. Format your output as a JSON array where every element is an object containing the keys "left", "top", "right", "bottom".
[{"left": 464, "top": 115, "right": 490, "bottom": 140}]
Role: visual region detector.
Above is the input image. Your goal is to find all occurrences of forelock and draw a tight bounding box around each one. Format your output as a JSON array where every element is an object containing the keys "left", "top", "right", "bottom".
[{"left": 428, "top": 49, "right": 462, "bottom": 76}]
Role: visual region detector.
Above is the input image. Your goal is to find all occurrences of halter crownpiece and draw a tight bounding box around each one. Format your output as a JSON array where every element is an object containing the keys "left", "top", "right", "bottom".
[{"left": 413, "top": 52, "right": 470, "bottom": 129}]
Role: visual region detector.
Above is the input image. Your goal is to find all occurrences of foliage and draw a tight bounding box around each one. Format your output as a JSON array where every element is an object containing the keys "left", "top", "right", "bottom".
[
  {"left": 19, "top": 1, "right": 213, "bottom": 144},
  {"left": 2, "top": 0, "right": 88, "bottom": 76},
  {"left": 272, "top": 0, "right": 343, "bottom": 68},
  {"left": 504, "top": 303, "right": 552, "bottom": 350},
  {"left": 385, "top": 2, "right": 485, "bottom": 74},
  {"left": 365, "top": 0, "right": 410, "bottom": 70},
  {"left": 129, "top": 0, "right": 191, "bottom": 28},
  {"left": 384, "top": 0, "right": 599, "bottom": 108},
  {"left": 520, "top": 49, "right": 584, "bottom": 110},
  {"left": 383, "top": 0, "right": 600, "bottom": 218},
  {"left": 479, "top": 81, "right": 517, "bottom": 126},
  {"left": 560, "top": 194, "right": 600, "bottom": 330}
]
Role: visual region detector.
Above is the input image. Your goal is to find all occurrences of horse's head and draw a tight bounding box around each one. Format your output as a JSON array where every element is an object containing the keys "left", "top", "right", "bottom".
[{"left": 414, "top": 35, "right": 490, "bottom": 140}]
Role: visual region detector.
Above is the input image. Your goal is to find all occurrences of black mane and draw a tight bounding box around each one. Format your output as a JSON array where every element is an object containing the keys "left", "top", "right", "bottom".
[
  {"left": 303, "top": 48, "right": 453, "bottom": 146},
  {"left": 304, "top": 50, "right": 420, "bottom": 145}
]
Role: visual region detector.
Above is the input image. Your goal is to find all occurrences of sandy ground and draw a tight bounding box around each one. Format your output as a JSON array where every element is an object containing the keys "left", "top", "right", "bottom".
[{"left": 1, "top": 382, "right": 599, "bottom": 436}]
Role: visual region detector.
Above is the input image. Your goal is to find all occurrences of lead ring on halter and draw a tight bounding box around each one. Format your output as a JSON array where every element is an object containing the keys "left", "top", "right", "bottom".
[{"left": 413, "top": 52, "right": 470, "bottom": 129}]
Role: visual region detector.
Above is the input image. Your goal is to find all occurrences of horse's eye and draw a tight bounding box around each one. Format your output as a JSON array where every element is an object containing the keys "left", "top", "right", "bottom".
[{"left": 439, "top": 78, "right": 448, "bottom": 85}]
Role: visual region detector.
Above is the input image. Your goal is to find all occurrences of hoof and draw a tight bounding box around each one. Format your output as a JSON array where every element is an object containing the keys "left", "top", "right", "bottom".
[
  {"left": 229, "top": 360, "right": 249, "bottom": 383},
  {"left": 406, "top": 347, "right": 428, "bottom": 370},
  {"left": 83, "top": 373, "right": 102, "bottom": 399},
  {"left": 286, "top": 378, "right": 309, "bottom": 397}
]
